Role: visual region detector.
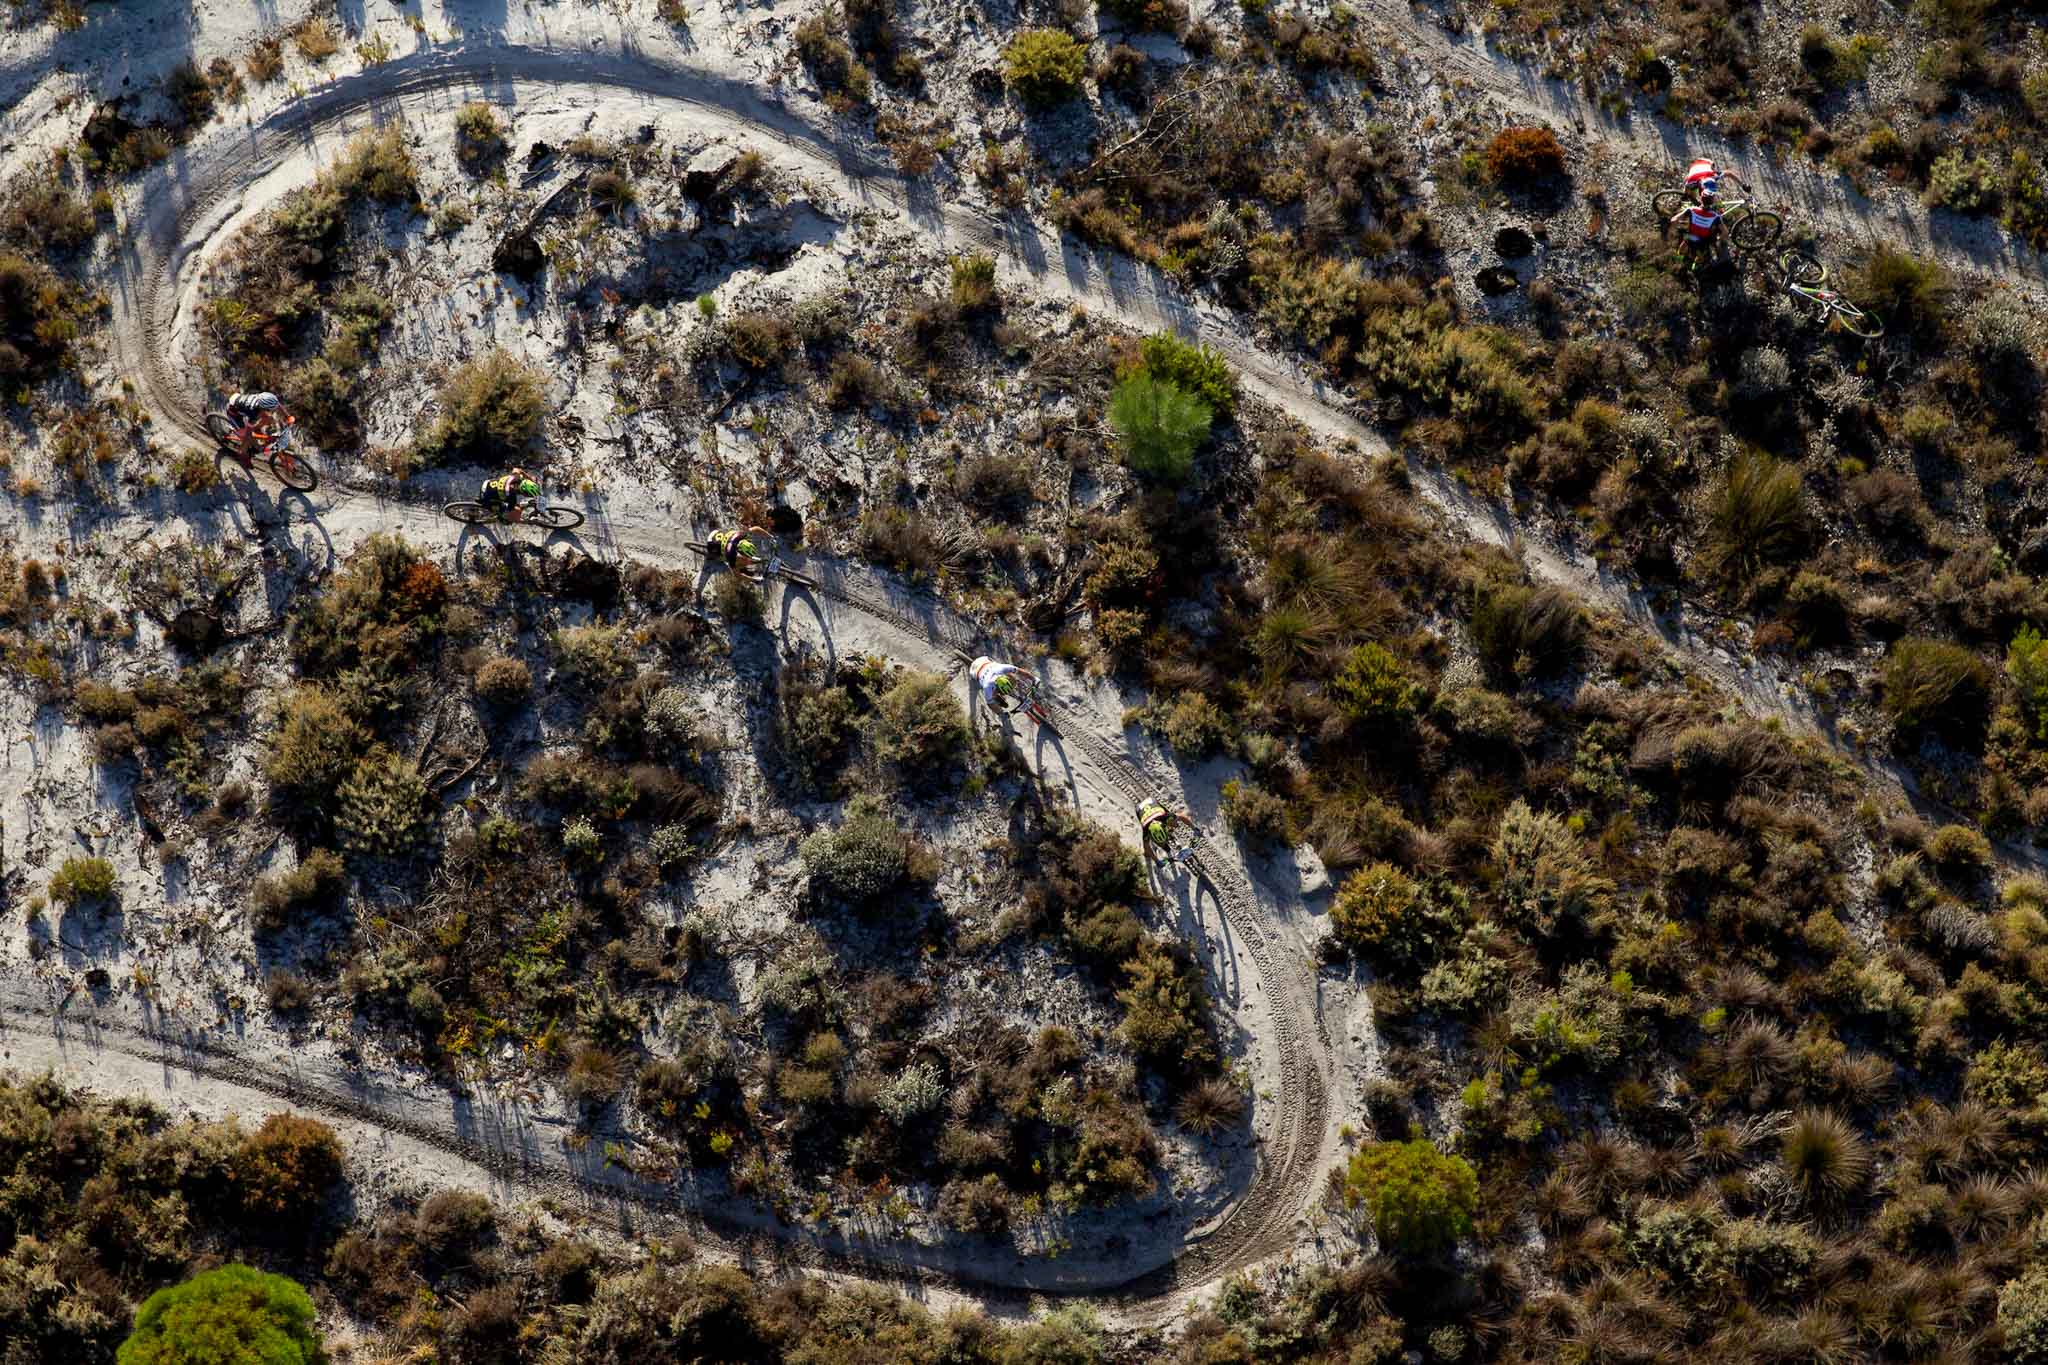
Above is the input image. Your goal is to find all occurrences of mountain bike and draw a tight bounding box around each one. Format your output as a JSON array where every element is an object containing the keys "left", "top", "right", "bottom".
[
  {"left": 1652, "top": 173, "right": 1783, "bottom": 250},
  {"left": 683, "top": 538, "right": 817, "bottom": 588},
  {"left": 1776, "top": 250, "right": 1885, "bottom": 339},
  {"left": 204, "top": 411, "right": 318, "bottom": 491},
  {"left": 443, "top": 482, "right": 586, "bottom": 529}
]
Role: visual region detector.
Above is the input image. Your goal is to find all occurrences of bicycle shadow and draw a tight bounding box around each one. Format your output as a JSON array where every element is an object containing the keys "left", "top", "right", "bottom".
[{"left": 776, "top": 581, "right": 831, "bottom": 661}]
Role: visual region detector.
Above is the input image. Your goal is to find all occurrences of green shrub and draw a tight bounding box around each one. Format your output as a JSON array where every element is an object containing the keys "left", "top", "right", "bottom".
[
  {"left": 949, "top": 253, "right": 997, "bottom": 310},
  {"left": 47, "top": 855, "right": 115, "bottom": 907},
  {"left": 1483, "top": 126, "right": 1566, "bottom": 183},
  {"left": 1923, "top": 150, "right": 2000, "bottom": 214},
  {"left": 1330, "top": 863, "right": 1421, "bottom": 952},
  {"left": 2008, "top": 150, "right": 2048, "bottom": 252},
  {"left": 869, "top": 670, "right": 968, "bottom": 777},
  {"left": 327, "top": 125, "right": 417, "bottom": 204},
  {"left": 1493, "top": 799, "right": 1610, "bottom": 935},
  {"left": 237, "top": 1113, "right": 345, "bottom": 1219},
  {"left": 1109, "top": 372, "right": 1212, "bottom": 482},
  {"left": 1004, "top": 29, "right": 1088, "bottom": 107},
  {"left": 411, "top": 350, "right": 546, "bottom": 467},
  {"left": 473, "top": 655, "right": 532, "bottom": 704},
  {"left": 265, "top": 687, "right": 368, "bottom": 815},
  {"left": 1116, "top": 939, "right": 1211, "bottom": 1065},
  {"left": 1881, "top": 636, "right": 1990, "bottom": 738},
  {"left": 251, "top": 848, "right": 346, "bottom": 931},
  {"left": 0, "top": 250, "right": 89, "bottom": 385},
  {"left": 1220, "top": 778, "right": 1290, "bottom": 846},
  {"left": 453, "top": 101, "right": 504, "bottom": 167},
  {"left": 801, "top": 794, "right": 914, "bottom": 902},
  {"left": 1700, "top": 453, "right": 1808, "bottom": 588},
  {"left": 1147, "top": 690, "right": 1235, "bottom": 757},
  {"left": 1469, "top": 582, "right": 1584, "bottom": 682},
  {"left": 1135, "top": 332, "right": 1236, "bottom": 415},
  {"left": 711, "top": 572, "right": 765, "bottom": 624},
  {"left": 795, "top": 15, "right": 873, "bottom": 106},
  {"left": 550, "top": 624, "right": 633, "bottom": 687},
  {"left": 1331, "top": 642, "right": 1420, "bottom": 724},
  {"left": 335, "top": 748, "right": 429, "bottom": 855},
  {"left": 1848, "top": 248, "right": 1947, "bottom": 338},
  {"left": 1965, "top": 1038, "right": 2048, "bottom": 1109},
  {"left": 2000, "top": 1260, "right": 2048, "bottom": 1364},
  {"left": 117, "top": 1265, "right": 321, "bottom": 1365},
  {"left": 1340, "top": 1139, "right": 1478, "bottom": 1256}
]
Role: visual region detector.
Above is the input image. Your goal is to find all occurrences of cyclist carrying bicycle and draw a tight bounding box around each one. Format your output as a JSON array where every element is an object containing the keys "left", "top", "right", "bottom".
[
  {"left": 707, "top": 526, "right": 774, "bottom": 581},
  {"left": 1670, "top": 188, "right": 1723, "bottom": 267},
  {"left": 969, "top": 655, "right": 1039, "bottom": 716},
  {"left": 1138, "top": 798, "right": 1191, "bottom": 866},
  {"left": 481, "top": 466, "right": 541, "bottom": 521},
  {"left": 224, "top": 390, "right": 291, "bottom": 458}
]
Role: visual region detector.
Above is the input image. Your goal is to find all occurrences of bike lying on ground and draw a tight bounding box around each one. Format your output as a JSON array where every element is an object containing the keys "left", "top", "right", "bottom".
[
  {"left": 682, "top": 537, "right": 817, "bottom": 588},
  {"left": 1652, "top": 173, "right": 1784, "bottom": 251},
  {"left": 443, "top": 478, "right": 587, "bottom": 530},
  {"left": 204, "top": 411, "right": 319, "bottom": 491},
  {"left": 1776, "top": 250, "right": 1885, "bottom": 339}
]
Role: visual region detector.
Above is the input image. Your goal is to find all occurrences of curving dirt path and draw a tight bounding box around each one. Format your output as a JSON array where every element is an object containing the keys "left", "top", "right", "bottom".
[{"left": 39, "top": 18, "right": 2026, "bottom": 1329}]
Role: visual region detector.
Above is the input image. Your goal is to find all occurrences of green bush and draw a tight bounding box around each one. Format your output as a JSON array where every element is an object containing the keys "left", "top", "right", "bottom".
[
  {"left": 335, "top": 748, "right": 430, "bottom": 855},
  {"left": 454, "top": 101, "right": 505, "bottom": 167},
  {"left": 1148, "top": 689, "right": 1235, "bottom": 757},
  {"left": 1881, "top": 636, "right": 1990, "bottom": 738},
  {"left": 1109, "top": 372, "right": 1213, "bottom": 482},
  {"left": 2000, "top": 1260, "right": 2048, "bottom": 1364},
  {"left": 1923, "top": 150, "right": 2000, "bottom": 214},
  {"left": 2008, "top": 150, "right": 2048, "bottom": 251},
  {"left": 265, "top": 687, "right": 368, "bottom": 815},
  {"left": 869, "top": 669, "right": 968, "bottom": 778},
  {"left": 1340, "top": 1139, "right": 1478, "bottom": 1256},
  {"left": 1493, "top": 799, "right": 1610, "bottom": 935},
  {"left": 1331, "top": 642, "right": 1420, "bottom": 725},
  {"left": 949, "top": 253, "right": 997, "bottom": 310},
  {"left": 800, "top": 794, "right": 914, "bottom": 902},
  {"left": 48, "top": 855, "right": 116, "bottom": 907},
  {"left": 1135, "top": 332, "right": 1237, "bottom": 415},
  {"left": 473, "top": 655, "right": 532, "bottom": 704},
  {"left": 550, "top": 624, "right": 634, "bottom": 687},
  {"left": 1220, "top": 778, "right": 1290, "bottom": 846},
  {"left": 1483, "top": 126, "right": 1566, "bottom": 183},
  {"left": 1848, "top": 248, "right": 1947, "bottom": 338},
  {"left": 711, "top": 572, "right": 765, "bottom": 624},
  {"left": 327, "top": 125, "right": 417, "bottom": 204},
  {"left": 118, "top": 1265, "right": 321, "bottom": 1365},
  {"left": 1330, "top": 863, "right": 1421, "bottom": 952},
  {"left": 411, "top": 349, "right": 546, "bottom": 467},
  {"left": 0, "top": 250, "right": 88, "bottom": 386},
  {"left": 251, "top": 848, "right": 346, "bottom": 931},
  {"left": 1700, "top": 453, "right": 1808, "bottom": 588},
  {"left": 1116, "top": 939, "right": 1210, "bottom": 1065},
  {"left": 1004, "top": 29, "right": 1088, "bottom": 108}
]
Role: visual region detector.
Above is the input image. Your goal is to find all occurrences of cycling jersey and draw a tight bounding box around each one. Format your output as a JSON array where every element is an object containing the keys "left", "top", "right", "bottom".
[
  {"left": 1684, "top": 207, "right": 1722, "bottom": 240},
  {"left": 228, "top": 391, "right": 281, "bottom": 418},
  {"left": 1138, "top": 800, "right": 1176, "bottom": 845},
  {"left": 483, "top": 475, "right": 538, "bottom": 502},
  {"left": 970, "top": 656, "right": 1025, "bottom": 708}
]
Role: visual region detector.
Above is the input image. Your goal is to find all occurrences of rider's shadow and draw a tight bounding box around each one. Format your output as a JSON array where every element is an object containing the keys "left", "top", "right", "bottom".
[
  {"left": 777, "top": 581, "right": 831, "bottom": 659},
  {"left": 1160, "top": 864, "right": 1243, "bottom": 1013}
]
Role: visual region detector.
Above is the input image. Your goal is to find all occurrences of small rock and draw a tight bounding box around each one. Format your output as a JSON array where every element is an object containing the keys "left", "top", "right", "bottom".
[
  {"left": 969, "top": 67, "right": 1005, "bottom": 101},
  {"left": 685, "top": 144, "right": 742, "bottom": 199},
  {"left": 1493, "top": 224, "right": 1534, "bottom": 258},
  {"left": 1476, "top": 266, "right": 1520, "bottom": 295},
  {"left": 525, "top": 140, "right": 555, "bottom": 173}
]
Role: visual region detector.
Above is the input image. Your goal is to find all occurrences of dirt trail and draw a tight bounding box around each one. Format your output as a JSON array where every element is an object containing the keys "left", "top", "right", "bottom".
[{"left": 1375, "top": 5, "right": 2048, "bottom": 286}]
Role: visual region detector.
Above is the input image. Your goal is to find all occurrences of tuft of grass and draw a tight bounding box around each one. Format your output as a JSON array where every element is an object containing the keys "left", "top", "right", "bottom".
[
  {"left": 1881, "top": 637, "right": 1990, "bottom": 739},
  {"left": 1780, "top": 1108, "right": 1871, "bottom": 1205},
  {"left": 293, "top": 18, "right": 341, "bottom": 62},
  {"left": 453, "top": 102, "right": 505, "bottom": 169},
  {"left": 1700, "top": 453, "right": 1809, "bottom": 589},
  {"left": 1003, "top": 29, "right": 1087, "bottom": 108},
  {"left": 1484, "top": 126, "right": 1566, "bottom": 184},
  {"left": 1470, "top": 581, "right": 1584, "bottom": 682},
  {"left": 49, "top": 856, "right": 116, "bottom": 907}
]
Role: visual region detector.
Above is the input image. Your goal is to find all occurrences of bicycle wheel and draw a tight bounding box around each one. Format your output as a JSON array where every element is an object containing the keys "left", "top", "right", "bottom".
[
  {"left": 1832, "top": 302, "right": 1885, "bottom": 339},
  {"left": 527, "top": 506, "right": 585, "bottom": 530},
  {"left": 1651, "top": 190, "right": 1686, "bottom": 220},
  {"left": 1779, "top": 250, "right": 1825, "bottom": 285},
  {"left": 203, "top": 412, "right": 237, "bottom": 447},
  {"left": 1732, "top": 209, "right": 1783, "bottom": 250},
  {"left": 268, "top": 448, "right": 318, "bottom": 492},
  {"left": 443, "top": 500, "right": 497, "bottom": 525}
]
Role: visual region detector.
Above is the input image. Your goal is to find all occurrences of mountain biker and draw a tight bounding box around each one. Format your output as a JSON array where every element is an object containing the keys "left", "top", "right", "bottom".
[
  {"left": 1684, "top": 157, "right": 1720, "bottom": 203},
  {"left": 481, "top": 466, "right": 540, "bottom": 520},
  {"left": 224, "top": 390, "right": 290, "bottom": 455},
  {"left": 707, "top": 526, "right": 774, "bottom": 581},
  {"left": 969, "top": 655, "right": 1040, "bottom": 716},
  {"left": 1138, "top": 798, "right": 1191, "bottom": 866},
  {"left": 1670, "top": 188, "right": 1723, "bottom": 268}
]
